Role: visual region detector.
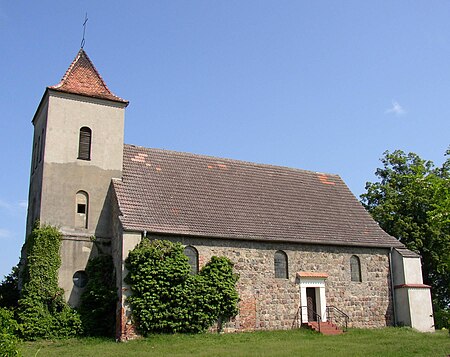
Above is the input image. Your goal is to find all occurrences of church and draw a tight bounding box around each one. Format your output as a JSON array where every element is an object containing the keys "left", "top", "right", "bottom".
[{"left": 25, "top": 48, "right": 434, "bottom": 339}]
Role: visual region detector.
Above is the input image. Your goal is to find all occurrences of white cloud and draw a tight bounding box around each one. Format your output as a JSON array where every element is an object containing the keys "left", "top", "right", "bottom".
[
  {"left": 18, "top": 200, "right": 28, "bottom": 209},
  {"left": 0, "top": 199, "right": 13, "bottom": 212},
  {"left": 0, "top": 199, "right": 28, "bottom": 213},
  {"left": 0, "top": 228, "right": 11, "bottom": 239},
  {"left": 385, "top": 100, "right": 406, "bottom": 116}
]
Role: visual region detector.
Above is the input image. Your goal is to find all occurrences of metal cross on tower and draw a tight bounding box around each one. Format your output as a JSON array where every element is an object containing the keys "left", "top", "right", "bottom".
[{"left": 81, "top": 13, "right": 88, "bottom": 49}]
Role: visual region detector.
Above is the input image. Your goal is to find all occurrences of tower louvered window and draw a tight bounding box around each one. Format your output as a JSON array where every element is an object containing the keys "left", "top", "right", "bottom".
[{"left": 78, "top": 127, "right": 92, "bottom": 160}]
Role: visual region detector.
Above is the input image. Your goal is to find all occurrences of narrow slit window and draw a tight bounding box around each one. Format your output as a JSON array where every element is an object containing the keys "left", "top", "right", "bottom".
[
  {"left": 184, "top": 246, "right": 199, "bottom": 275},
  {"left": 274, "top": 250, "right": 288, "bottom": 279},
  {"left": 39, "top": 128, "right": 44, "bottom": 162},
  {"left": 37, "top": 136, "right": 41, "bottom": 163},
  {"left": 33, "top": 141, "right": 38, "bottom": 170},
  {"left": 350, "top": 255, "right": 362, "bottom": 282},
  {"left": 78, "top": 127, "right": 92, "bottom": 160}
]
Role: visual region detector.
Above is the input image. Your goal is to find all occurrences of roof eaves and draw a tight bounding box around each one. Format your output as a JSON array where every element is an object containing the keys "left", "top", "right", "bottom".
[
  {"left": 48, "top": 87, "right": 129, "bottom": 106},
  {"left": 120, "top": 225, "right": 403, "bottom": 249}
]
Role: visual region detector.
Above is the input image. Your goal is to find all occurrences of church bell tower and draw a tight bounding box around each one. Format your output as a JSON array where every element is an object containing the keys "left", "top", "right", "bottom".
[{"left": 25, "top": 49, "right": 128, "bottom": 305}]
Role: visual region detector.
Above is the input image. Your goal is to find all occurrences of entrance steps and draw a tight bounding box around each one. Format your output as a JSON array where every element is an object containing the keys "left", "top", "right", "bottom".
[{"left": 303, "top": 321, "right": 343, "bottom": 335}]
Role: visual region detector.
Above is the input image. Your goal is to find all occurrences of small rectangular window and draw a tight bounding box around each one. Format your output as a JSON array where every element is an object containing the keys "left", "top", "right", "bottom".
[{"left": 77, "top": 203, "right": 86, "bottom": 214}]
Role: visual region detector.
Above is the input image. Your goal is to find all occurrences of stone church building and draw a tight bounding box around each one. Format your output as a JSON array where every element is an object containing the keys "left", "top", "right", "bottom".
[{"left": 25, "top": 49, "right": 434, "bottom": 339}]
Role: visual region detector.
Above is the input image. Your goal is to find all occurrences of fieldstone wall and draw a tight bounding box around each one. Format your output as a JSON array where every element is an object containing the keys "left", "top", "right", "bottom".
[{"left": 153, "top": 234, "right": 393, "bottom": 330}]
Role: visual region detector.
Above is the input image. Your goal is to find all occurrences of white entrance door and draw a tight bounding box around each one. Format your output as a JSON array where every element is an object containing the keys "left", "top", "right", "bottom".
[{"left": 297, "top": 272, "right": 328, "bottom": 323}]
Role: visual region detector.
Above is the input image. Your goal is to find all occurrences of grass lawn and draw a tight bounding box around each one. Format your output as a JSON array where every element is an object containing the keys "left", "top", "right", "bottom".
[{"left": 20, "top": 328, "right": 450, "bottom": 357}]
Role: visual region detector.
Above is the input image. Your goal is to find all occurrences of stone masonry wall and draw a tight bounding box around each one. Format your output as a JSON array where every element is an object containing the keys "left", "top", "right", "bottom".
[{"left": 153, "top": 235, "right": 394, "bottom": 330}]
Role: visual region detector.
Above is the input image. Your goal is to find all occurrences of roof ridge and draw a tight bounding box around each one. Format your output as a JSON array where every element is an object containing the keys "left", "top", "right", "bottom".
[
  {"left": 123, "top": 143, "right": 340, "bottom": 177},
  {"left": 49, "top": 49, "right": 128, "bottom": 104}
]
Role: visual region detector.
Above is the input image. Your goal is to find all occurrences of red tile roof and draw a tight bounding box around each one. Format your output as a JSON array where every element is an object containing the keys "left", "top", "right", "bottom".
[
  {"left": 113, "top": 144, "right": 403, "bottom": 248},
  {"left": 49, "top": 49, "right": 128, "bottom": 105}
]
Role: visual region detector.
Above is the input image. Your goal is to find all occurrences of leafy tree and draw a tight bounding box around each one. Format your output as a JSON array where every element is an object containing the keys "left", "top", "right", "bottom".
[
  {"left": 17, "top": 223, "right": 82, "bottom": 340},
  {"left": 0, "top": 266, "right": 20, "bottom": 309},
  {"left": 78, "top": 255, "right": 117, "bottom": 337},
  {"left": 125, "top": 239, "right": 239, "bottom": 334},
  {"left": 361, "top": 149, "right": 450, "bottom": 328}
]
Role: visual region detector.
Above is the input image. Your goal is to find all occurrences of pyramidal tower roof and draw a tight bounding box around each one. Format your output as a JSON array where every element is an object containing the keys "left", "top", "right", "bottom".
[{"left": 49, "top": 49, "right": 128, "bottom": 105}]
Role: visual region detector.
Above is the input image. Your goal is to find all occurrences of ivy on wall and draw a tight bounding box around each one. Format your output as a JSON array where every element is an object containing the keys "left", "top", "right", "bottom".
[
  {"left": 17, "top": 223, "right": 82, "bottom": 340},
  {"left": 0, "top": 307, "right": 20, "bottom": 357},
  {"left": 199, "top": 256, "right": 239, "bottom": 329},
  {"left": 125, "top": 239, "right": 239, "bottom": 334},
  {"left": 78, "top": 255, "right": 117, "bottom": 337}
]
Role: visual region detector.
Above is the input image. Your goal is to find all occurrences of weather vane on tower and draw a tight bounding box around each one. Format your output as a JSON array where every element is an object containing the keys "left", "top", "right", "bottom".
[{"left": 81, "top": 12, "right": 88, "bottom": 49}]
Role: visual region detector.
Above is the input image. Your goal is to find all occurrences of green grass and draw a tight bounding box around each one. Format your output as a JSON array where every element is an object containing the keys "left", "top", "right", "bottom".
[{"left": 20, "top": 328, "right": 450, "bottom": 357}]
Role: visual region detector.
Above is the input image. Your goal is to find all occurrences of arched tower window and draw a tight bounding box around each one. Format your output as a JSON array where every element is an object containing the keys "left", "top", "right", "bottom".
[
  {"left": 350, "top": 255, "right": 362, "bottom": 282},
  {"left": 78, "top": 127, "right": 92, "bottom": 160},
  {"left": 75, "top": 191, "right": 89, "bottom": 229},
  {"left": 274, "top": 250, "right": 288, "bottom": 279},
  {"left": 184, "top": 246, "right": 198, "bottom": 275}
]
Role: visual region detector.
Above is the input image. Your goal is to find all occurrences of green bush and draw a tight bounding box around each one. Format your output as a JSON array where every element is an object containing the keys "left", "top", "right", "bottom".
[
  {"left": 0, "top": 307, "right": 20, "bottom": 357},
  {"left": 433, "top": 303, "right": 450, "bottom": 330},
  {"left": 17, "top": 223, "right": 82, "bottom": 340},
  {"left": 125, "top": 239, "right": 239, "bottom": 334},
  {"left": 78, "top": 255, "right": 117, "bottom": 336}
]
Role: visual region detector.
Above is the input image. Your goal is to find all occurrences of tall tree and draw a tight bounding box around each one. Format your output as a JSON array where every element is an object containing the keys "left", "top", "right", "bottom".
[{"left": 361, "top": 149, "right": 450, "bottom": 328}]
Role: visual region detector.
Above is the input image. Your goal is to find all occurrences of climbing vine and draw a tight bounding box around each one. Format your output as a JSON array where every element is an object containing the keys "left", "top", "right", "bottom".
[
  {"left": 199, "top": 256, "right": 239, "bottom": 329},
  {"left": 125, "top": 239, "right": 239, "bottom": 334},
  {"left": 17, "top": 223, "right": 82, "bottom": 340},
  {"left": 78, "top": 255, "right": 117, "bottom": 336},
  {"left": 0, "top": 307, "right": 20, "bottom": 357}
]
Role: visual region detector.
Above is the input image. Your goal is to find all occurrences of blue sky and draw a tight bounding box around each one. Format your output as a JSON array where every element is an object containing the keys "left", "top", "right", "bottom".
[{"left": 1, "top": 1, "right": 450, "bottom": 278}]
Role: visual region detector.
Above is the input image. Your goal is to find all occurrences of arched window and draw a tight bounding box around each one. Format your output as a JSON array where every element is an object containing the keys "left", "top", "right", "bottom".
[
  {"left": 75, "top": 191, "right": 89, "bottom": 229},
  {"left": 274, "top": 250, "right": 288, "bottom": 279},
  {"left": 184, "top": 246, "right": 198, "bottom": 274},
  {"left": 78, "top": 127, "right": 92, "bottom": 160},
  {"left": 350, "top": 255, "right": 362, "bottom": 282}
]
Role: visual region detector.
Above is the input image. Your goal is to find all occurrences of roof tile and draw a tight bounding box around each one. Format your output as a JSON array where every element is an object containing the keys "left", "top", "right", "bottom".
[
  {"left": 49, "top": 49, "right": 128, "bottom": 104},
  {"left": 113, "top": 144, "right": 403, "bottom": 248}
]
